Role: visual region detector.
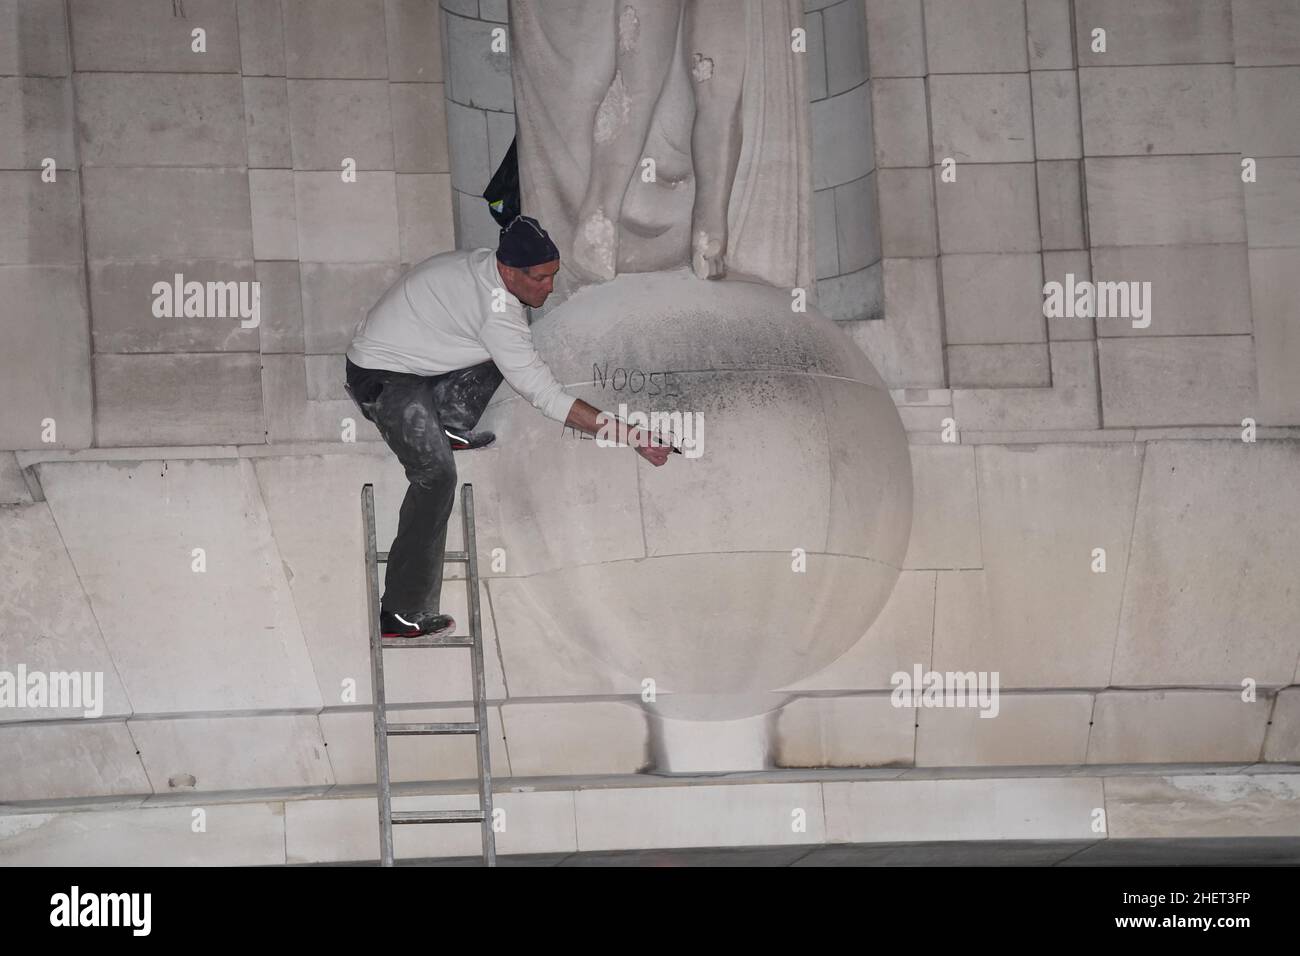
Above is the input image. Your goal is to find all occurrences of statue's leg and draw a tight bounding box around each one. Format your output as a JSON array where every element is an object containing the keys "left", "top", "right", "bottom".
[
  {"left": 571, "top": 0, "right": 684, "bottom": 283},
  {"left": 684, "top": 0, "right": 745, "bottom": 279}
]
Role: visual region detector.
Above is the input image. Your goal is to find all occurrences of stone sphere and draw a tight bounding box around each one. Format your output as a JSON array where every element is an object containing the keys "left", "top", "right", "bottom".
[{"left": 480, "top": 270, "right": 912, "bottom": 720}]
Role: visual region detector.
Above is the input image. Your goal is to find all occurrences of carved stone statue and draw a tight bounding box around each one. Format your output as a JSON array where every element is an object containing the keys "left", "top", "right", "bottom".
[{"left": 509, "top": 0, "right": 813, "bottom": 303}]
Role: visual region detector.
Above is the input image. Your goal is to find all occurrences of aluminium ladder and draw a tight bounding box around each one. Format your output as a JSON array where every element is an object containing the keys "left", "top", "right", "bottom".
[{"left": 361, "top": 482, "right": 496, "bottom": 867}]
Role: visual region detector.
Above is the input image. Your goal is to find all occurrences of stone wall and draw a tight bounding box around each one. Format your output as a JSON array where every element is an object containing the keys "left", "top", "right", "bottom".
[{"left": 1, "top": 0, "right": 1298, "bottom": 853}]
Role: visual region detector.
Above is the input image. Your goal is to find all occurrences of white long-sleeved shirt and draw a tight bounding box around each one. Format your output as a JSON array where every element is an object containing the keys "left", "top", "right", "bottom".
[{"left": 345, "top": 248, "right": 578, "bottom": 424}]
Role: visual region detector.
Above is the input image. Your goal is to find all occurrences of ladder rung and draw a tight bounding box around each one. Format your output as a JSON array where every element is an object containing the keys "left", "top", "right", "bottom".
[
  {"left": 376, "top": 551, "right": 468, "bottom": 563},
  {"left": 386, "top": 721, "right": 480, "bottom": 736},
  {"left": 381, "top": 635, "right": 474, "bottom": 648},
  {"left": 392, "top": 809, "right": 485, "bottom": 825}
]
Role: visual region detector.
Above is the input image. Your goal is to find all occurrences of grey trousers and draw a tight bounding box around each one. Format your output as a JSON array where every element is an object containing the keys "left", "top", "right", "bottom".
[{"left": 345, "top": 356, "right": 503, "bottom": 613}]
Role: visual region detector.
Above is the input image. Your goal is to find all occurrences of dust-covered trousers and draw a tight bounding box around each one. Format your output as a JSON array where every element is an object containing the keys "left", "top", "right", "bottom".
[{"left": 345, "top": 356, "right": 503, "bottom": 614}]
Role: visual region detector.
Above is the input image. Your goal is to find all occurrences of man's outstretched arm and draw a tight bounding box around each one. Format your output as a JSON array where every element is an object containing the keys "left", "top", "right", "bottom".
[{"left": 564, "top": 399, "right": 672, "bottom": 467}]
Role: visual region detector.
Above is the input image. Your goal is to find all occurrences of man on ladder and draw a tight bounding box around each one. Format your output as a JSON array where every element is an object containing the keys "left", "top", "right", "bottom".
[{"left": 345, "top": 215, "right": 674, "bottom": 640}]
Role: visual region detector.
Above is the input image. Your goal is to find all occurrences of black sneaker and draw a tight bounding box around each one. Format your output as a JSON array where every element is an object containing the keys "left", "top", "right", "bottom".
[
  {"left": 444, "top": 428, "right": 495, "bottom": 451},
  {"left": 380, "top": 610, "right": 456, "bottom": 638}
]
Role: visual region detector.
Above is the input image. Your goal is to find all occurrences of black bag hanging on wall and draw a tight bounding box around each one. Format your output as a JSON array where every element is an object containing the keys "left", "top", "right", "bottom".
[{"left": 483, "top": 137, "right": 520, "bottom": 227}]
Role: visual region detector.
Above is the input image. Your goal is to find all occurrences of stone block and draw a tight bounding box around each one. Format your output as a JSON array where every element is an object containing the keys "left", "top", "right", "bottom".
[
  {"left": 1245, "top": 157, "right": 1300, "bottom": 248},
  {"left": 397, "top": 173, "right": 456, "bottom": 264},
  {"left": 1098, "top": 336, "right": 1257, "bottom": 426},
  {"left": 502, "top": 701, "right": 647, "bottom": 776},
  {"left": 1263, "top": 687, "right": 1300, "bottom": 761},
  {"left": 816, "top": 262, "right": 883, "bottom": 322},
  {"left": 1085, "top": 155, "right": 1246, "bottom": 247},
  {"left": 833, "top": 173, "right": 880, "bottom": 273},
  {"left": 1026, "top": 0, "right": 1074, "bottom": 69},
  {"left": 876, "top": 167, "right": 936, "bottom": 256},
  {"left": 930, "top": 73, "right": 1034, "bottom": 164},
  {"left": 69, "top": 0, "right": 239, "bottom": 72},
  {"left": 34, "top": 458, "right": 323, "bottom": 713},
  {"left": 386, "top": 0, "right": 443, "bottom": 82},
  {"left": 92, "top": 352, "right": 265, "bottom": 446},
  {"left": 1030, "top": 70, "right": 1083, "bottom": 160},
  {"left": 812, "top": 83, "right": 873, "bottom": 189},
  {"left": 923, "top": 0, "right": 1026, "bottom": 73},
  {"left": 822, "top": 0, "right": 868, "bottom": 96},
  {"left": 1104, "top": 773, "right": 1300, "bottom": 838},
  {"left": 243, "top": 76, "right": 291, "bottom": 168},
  {"left": 1074, "top": 0, "right": 1233, "bottom": 66},
  {"left": 300, "top": 261, "right": 402, "bottom": 352},
  {"left": 902, "top": 446, "right": 981, "bottom": 569},
  {"left": 0, "top": 502, "right": 129, "bottom": 722},
  {"left": 0, "top": 803, "right": 285, "bottom": 865},
  {"left": 445, "top": 99, "right": 489, "bottom": 195},
  {"left": 845, "top": 257, "right": 944, "bottom": 386},
  {"left": 293, "top": 172, "right": 399, "bottom": 263},
  {"left": 871, "top": 77, "right": 930, "bottom": 168},
  {"left": 806, "top": 9, "right": 828, "bottom": 100},
  {"left": 776, "top": 695, "right": 915, "bottom": 766},
  {"left": 0, "top": 76, "right": 73, "bottom": 167},
  {"left": 485, "top": 109, "right": 514, "bottom": 172},
  {"left": 130, "top": 714, "right": 333, "bottom": 792},
  {"left": 915, "top": 693, "right": 1094, "bottom": 766},
  {"left": 1232, "top": 0, "right": 1300, "bottom": 66},
  {"left": 391, "top": 83, "right": 448, "bottom": 173},
  {"left": 952, "top": 341, "right": 1099, "bottom": 430},
  {"left": 249, "top": 170, "right": 298, "bottom": 261},
  {"left": 864, "top": 0, "right": 926, "bottom": 78},
  {"left": 941, "top": 252, "right": 1047, "bottom": 345},
  {"left": 74, "top": 72, "right": 245, "bottom": 167},
  {"left": 935, "top": 163, "right": 1040, "bottom": 254},
  {"left": 254, "top": 260, "right": 305, "bottom": 353},
  {"left": 0, "top": 721, "right": 148, "bottom": 801},
  {"left": 237, "top": 0, "right": 285, "bottom": 76},
  {"left": 82, "top": 167, "right": 252, "bottom": 261},
  {"left": 0, "top": 171, "right": 81, "bottom": 264},
  {"left": 824, "top": 776, "right": 1102, "bottom": 841},
  {"left": 1080, "top": 65, "right": 1236, "bottom": 156},
  {"left": 1042, "top": 250, "right": 1095, "bottom": 341},
  {"left": 1089, "top": 691, "right": 1269, "bottom": 763},
  {"left": 0, "top": 264, "right": 92, "bottom": 449},
  {"left": 88, "top": 259, "right": 260, "bottom": 352},
  {"left": 0, "top": 0, "right": 70, "bottom": 77},
  {"left": 1091, "top": 244, "right": 1253, "bottom": 337},
  {"left": 444, "top": 10, "right": 514, "bottom": 111},
  {"left": 1111, "top": 441, "right": 1300, "bottom": 685},
  {"left": 947, "top": 344, "right": 1051, "bottom": 387},
  {"left": 813, "top": 188, "right": 838, "bottom": 278},
  {"left": 574, "top": 782, "right": 825, "bottom": 851},
  {"left": 282, "top": 0, "right": 388, "bottom": 79},
  {"left": 287, "top": 79, "right": 394, "bottom": 171},
  {"left": 1037, "top": 160, "right": 1085, "bottom": 250},
  {"left": 454, "top": 187, "right": 500, "bottom": 251},
  {"left": 1248, "top": 248, "right": 1300, "bottom": 425},
  {"left": 953, "top": 443, "right": 1141, "bottom": 686}
]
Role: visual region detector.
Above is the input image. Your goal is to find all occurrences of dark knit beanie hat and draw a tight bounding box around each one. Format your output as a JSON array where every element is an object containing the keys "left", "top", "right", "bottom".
[{"left": 496, "top": 215, "right": 559, "bottom": 269}]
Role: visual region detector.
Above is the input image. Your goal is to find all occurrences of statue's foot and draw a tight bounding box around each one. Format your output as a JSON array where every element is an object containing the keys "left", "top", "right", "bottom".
[
  {"left": 691, "top": 229, "right": 727, "bottom": 280},
  {"left": 571, "top": 209, "right": 618, "bottom": 283}
]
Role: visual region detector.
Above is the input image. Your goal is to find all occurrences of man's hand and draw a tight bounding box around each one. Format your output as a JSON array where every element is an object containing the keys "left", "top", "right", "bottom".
[
  {"left": 628, "top": 426, "right": 672, "bottom": 467},
  {"left": 563, "top": 399, "right": 674, "bottom": 466}
]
